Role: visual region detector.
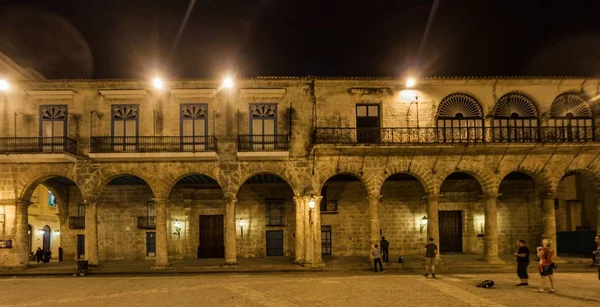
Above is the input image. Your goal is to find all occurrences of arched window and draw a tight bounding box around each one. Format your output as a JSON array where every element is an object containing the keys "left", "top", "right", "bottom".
[
  {"left": 436, "top": 94, "right": 484, "bottom": 142},
  {"left": 546, "top": 93, "right": 593, "bottom": 142},
  {"left": 492, "top": 93, "right": 539, "bottom": 142}
]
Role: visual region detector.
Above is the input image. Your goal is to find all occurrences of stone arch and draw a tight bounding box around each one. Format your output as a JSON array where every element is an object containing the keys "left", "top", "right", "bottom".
[
  {"left": 18, "top": 170, "right": 79, "bottom": 202},
  {"left": 436, "top": 163, "right": 497, "bottom": 195},
  {"left": 375, "top": 161, "right": 435, "bottom": 195},
  {"left": 496, "top": 166, "right": 554, "bottom": 195},
  {"left": 93, "top": 172, "right": 158, "bottom": 200},
  {"left": 234, "top": 169, "right": 300, "bottom": 197},
  {"left": 437, "top": 93, "right": 485, "bottom": 119},
  {"left": 318, "top": 170, "right": 377, "bottom": 198},
  {"left": 160, "top": 171, "right": 224, "bottom": 199},
  {"left": 559, "top": 167, "right": 600, "bottom": 193}
]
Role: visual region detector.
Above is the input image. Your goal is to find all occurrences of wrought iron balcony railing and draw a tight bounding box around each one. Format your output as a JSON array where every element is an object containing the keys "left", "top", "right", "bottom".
[
  {"left": 137, "top": 216, "right": 156, "bottom": 229},
  {"left": 314, "top": 127, "right": 598, "bottom": 145},
  {"left": 69, "top": 216, "right": 85, "bottom": 229},
  {"left": 90, "top": 136, "right": 218, "bottom": 153},
  {"left": 0, "top": 137, "right": 78, "bottom": 155},
  {"left": 238, "top": 134, "right": 290, "bottom": 151}
]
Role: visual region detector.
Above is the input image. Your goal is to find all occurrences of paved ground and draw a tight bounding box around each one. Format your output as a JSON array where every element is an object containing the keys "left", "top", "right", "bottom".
[{"left": 1, "top": 270, "right": 598, "bottom": 307}]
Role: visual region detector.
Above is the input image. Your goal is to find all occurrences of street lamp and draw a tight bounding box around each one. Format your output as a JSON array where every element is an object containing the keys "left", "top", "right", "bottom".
[
  {"left": 308, "top": 196, "right": 316, "bottom": 225},
  {"left": 152, "top": 77, "right": 164, "bottom": 90},
  {"left": 238, "top": 218, "right": 244, "bottom": 237},
  {"left": 420, "top": 216, "right": 428, "bottom": 234},
  {"left": 222, "top": 76, "right": 234, "bottom": 89},
  {"left": 406, "top": 77, "right": 416, "bottom": 88},
  {"left": 0, "top": 79, "right": 9, "bottom": 92}
]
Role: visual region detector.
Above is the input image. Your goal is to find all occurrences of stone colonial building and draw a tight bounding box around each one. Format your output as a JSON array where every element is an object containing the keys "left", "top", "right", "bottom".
[{"left": 0, "top": 53, "right": 599, "bottom": 268}]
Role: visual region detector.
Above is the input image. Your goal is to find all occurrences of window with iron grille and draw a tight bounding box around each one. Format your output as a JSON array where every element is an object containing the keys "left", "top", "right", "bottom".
[
  {"left": 266, "top": 199, "right": 285, "bottom": 226},
  {"left": 320, "top": 187, "right": 338, "bottom": 213}
]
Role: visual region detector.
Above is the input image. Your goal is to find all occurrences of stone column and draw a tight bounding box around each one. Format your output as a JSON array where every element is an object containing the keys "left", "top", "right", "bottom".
[
  {"left": 596, "top": 197, "right": 600, "bottom": 235},
  {"left": 303, "top": 197, "right": 314, "bottom": 264},
  {"left": 84, "top": 199, "right": 99, "bottom": 266},
  {"left": 224, "top": 197, "right": 237, "bottom": 265},
  {"left": 425, "top": 195, "right": 440, "bottom": 258},
  {"left": 542, "top": 195, "right": 559, "bottom": 257},
  {"left": 312, "top": 196, "right": 323, "bottom": 264},
  {"left": 367, "top": 195, "right": 380, "bottom": 262},
  {"left": 483, "top": 194, "right": 503, "bottom": 263},
  {"left": 152, "top": 198, "right": 170, "bottom": 269},
  {"left": 293, "top": 196, "right": 305, "bottom": 264},
  {"left": 14, "top": 200, "right": 30, "bottom": 267}
]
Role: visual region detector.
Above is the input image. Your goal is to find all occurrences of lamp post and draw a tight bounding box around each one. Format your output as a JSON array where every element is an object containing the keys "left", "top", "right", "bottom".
[
  {"left": 14, "top": 112, "right": 30, "bottom": 138},
  {"left": 308, "top": 196, "right": 316, "bottom": 225},
  {"left": 420, "top": 215, "right": 428, "bottom": 234}
]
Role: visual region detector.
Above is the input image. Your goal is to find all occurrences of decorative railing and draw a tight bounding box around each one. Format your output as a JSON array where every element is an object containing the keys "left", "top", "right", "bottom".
[
  {"left": 314, "top": 127, "right": 598, "bottom": 144},
  {"left": 90, "top": 136, "right": 218, "bottom": 153},
  {"left": 137, "top": 216, "right": 156, "bottom": 229},
  {"left": 238, "top": 134, "right": 290, "bottom": 151},
  {"left": 0, "top": 137, "right": 78, "bottom": 155},
  {"left": 69, "top": 216, "right": 85, "bottom": 229}
]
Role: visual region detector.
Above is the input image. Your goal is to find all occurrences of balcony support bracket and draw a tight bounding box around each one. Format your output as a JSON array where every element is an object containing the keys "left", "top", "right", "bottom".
[
  {"left": 454, "top": 147, "right": 468, "bottom": 171},
  {"left": 335, "top": 149, "right": 342, "bottom": 172},
  {"left": 540, "top": 147, "right": 558, "bottom": 172},
  {"left": 359, "top": 149, "right": 366, "bottom": 176},
  {"left": 494, "top": 147, "right": 509, "bottom": 174},
  {"left": 311, "top": 149, "right": 316, "bottom": 175},
  {"left": 383, "top": 149, "right": 392, "bottom": 175},
  {"left": 516, "top": 147, "right": 533, "bottom": 170},
  {"left": 564, "top": 146, "right": 585, "bottom": 173},
  {"left": 587, "top": 149, "right": 600, "bottom": 169},
  {"left": 407, "top": 149, "right": 417, "bottom": 172},
  {"left": 431, "top": 148, "right": 442, "bottom": 174}
]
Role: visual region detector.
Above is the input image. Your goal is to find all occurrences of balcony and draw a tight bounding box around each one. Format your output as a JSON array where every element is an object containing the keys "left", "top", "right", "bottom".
[
  {"left": 89, "top": 136, "right": 219, "bottom": 162},
  {"left": 69, "top": 216, "right": 85, "bottom": 229},
  {"left": 137, "top": 216, "right": 156, "bottom": 229},
  {"left": 237, "top": 134, "right": 290, "bottom": 161},
  {"left": 314, "top": 127, "right": 598, "bottom": 145},
  {"left": 0, "top": 137, "right": 78, "bottom": 163}
]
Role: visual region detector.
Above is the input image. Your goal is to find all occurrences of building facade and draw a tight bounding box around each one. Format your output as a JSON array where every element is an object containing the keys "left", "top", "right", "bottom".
[{"left": 1, "top": 56, "right": 599, "bottom": 268}]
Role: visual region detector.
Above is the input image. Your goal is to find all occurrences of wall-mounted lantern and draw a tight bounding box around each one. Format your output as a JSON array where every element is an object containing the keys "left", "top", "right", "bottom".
[
  {"left": 308, "top": 196, "right": 316, "bottom": 225},
  {"left": 238, "top": 218, "right": 244, "bottom": 237},
  {"left": 420, "top": 216, "right": 428, "bottom": 234},
  {"left": 173, "top": 220, "right": 181, "bottom": 238}
]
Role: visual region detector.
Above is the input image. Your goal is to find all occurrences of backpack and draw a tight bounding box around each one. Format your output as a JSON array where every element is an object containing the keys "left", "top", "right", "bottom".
[{"left": 476, "top": 280, "right": 495, "bottom": 289}]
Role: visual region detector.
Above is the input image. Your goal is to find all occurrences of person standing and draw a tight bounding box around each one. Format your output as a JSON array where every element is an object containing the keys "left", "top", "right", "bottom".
[
  {"left": 35, "top": 247, "right": 42, "bottom": 263},
  {"left": 372, "top": 244, "right": 384, "bottom": 272},
  {"left": 423, "top": 237, "right": 437, "bottom": 278},
  {"left": 593, "top": 235, "right": 600, "bottom": 280},
  {"left": 380, "top": 236, "right": 390, "bottom": 263},
  {"left": 514, "top": 239, "right": 530, "bottom": 286},
  {"left": 536, "top": 239, "right": 556, "bottom": 293}
]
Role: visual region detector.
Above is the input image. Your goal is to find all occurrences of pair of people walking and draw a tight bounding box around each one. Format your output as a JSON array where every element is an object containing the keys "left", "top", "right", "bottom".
[
  {"left": 372, "top": 236, "right": 390, "bottom": 272},
  {"left": 514, "top": 239, "right": 556, "bottom": 293}
]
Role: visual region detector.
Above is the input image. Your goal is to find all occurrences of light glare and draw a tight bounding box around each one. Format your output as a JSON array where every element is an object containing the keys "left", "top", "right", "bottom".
[
  {"left": 0, "top": 79, "right": 9, "bottom": 92},
  {"left": 406, "top": 77, "right": 416, "bottom": 88},
  {"left": 152, "top": 77, "right": 164, "bottom": 90},
  {"left": 222, "top": 76, "right": 234, "bottom": 89}
]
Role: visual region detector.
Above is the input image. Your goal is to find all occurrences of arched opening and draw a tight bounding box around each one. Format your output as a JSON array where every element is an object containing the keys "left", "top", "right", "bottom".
[
  {"left": 439, "top": 172, "right": 483, "bottom": 254},
  {"left": 24, "top": 176, "right": 83, "bottom": 265},
  {"left": 236, "top": 173, "right": 295, "bottom": 258},
  {"left": 436, "top": 94, "right": 484, "bottom": 143},
  {"left": 379, "top": 173, "right": 427, "bottom": 256},
  {"left": 167, "top": 174, "right": 224, "bottom": 259},
  {"left": 497, "top": 172, "right": 540, "bottom": 253},
  {"left": 320, "top": 173, "right": 369, "bottom": 257},
  {"left": 556, "top": 171, "right": 599, "bottom": 256},
  {"left": 97, "top": 174, "right": 154, "bottom": 260},
  {"left": 547, "top": 93, "right": 593, "bottom": 142},
  {"left": 492, "top": 93, "right": 539, "bottom": 142}
]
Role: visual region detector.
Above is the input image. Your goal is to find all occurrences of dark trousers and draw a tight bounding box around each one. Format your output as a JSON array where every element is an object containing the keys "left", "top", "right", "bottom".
[
  {"left": 517, "top": 262, "right": 529, "bottom": 280},
  {"left": 382, "top": 248, "right": 389, "bottom": 262},
  {"left": 374, "top": 258, "right": 383, "bottom": 272}
]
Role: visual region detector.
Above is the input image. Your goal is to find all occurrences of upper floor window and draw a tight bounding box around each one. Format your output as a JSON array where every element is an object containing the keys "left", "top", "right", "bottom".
[
  {"left": 111, "top": 105, "right": 139, "bottom": 151},
  {"left": 250, "top": 104, "right": 277, "bottom": 150},
  {"left": 547, "top": 93, "right": 593, "bottom": 141},
  {"left": 492, "top": 93, "right": 539, "bottom": 142},
  {"left": 181, "top": 104, "right": 208, "bottom": 150},
  {"left": 40, "top": 105, "right": 67, "bottom": 137},
  {"left": 266, "top": 199, "right": 285, "bottom": 226},
  {"left": 356, "top": 104, "right": 380, "bottom": 143},
  {"left": 436, "top": 94, "right": 484, "bottom": 143}
]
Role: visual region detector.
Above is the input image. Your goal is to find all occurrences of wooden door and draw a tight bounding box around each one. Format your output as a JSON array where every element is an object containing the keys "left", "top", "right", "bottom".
[
  {"left": 77, "top": 235, "right": 85, "bottom": 259},
  {"left": 199, "top": 215, "right": 225, "bottom": 258},
  {"left": 439, "top": 210, "right": 463, "bottom": 253},
  {"left": 321, "top": 226, "right": 332, "bottom": 256},
  {"left": 356, "top": 104, "right": 380, "bottom": 143},
  {"left": 146, "top": 232, "right": 156, "bottom": 256},
  {"left": 266, "top": 230, "right": 284, "bottom": 256}
]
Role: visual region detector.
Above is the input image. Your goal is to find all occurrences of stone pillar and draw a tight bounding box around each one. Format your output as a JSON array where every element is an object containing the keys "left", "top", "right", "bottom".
[
  {"left": 426, "top": 195, "right": 440, "bottom": 257},
  {"left": 224, "top": 197, "right": 237, "bottom": 265},
  {"left": 483, "top": 194, "right": 503, "bottom": 263},
  {"left": 293, "top": 196, "right": 305, "bottom": 264},
  {"left": 301, "top": 195, "right": 323, "bottom": 266},
  {"left": 152, "top": 198, "right": 170, "bottom": 269},
  {"left": 312, "top": 196, "right": 323, "bottom": 264},
  {"left": 596, "top": 197, "right": 600, "bottom": 235},
  {"left": 542, "top": 195, "right": 559, "bottom": 257},
  {"left": 367, "top": 195, "right": 380, "bottom": 262},
  {"left": 84, "top": 199, "right": 99, "bottom": 266},
  {"left": 14, "top": 200, "right": 30, "bottom": 267}
]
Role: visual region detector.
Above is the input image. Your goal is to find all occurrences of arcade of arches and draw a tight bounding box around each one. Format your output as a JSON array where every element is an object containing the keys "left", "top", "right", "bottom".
[{"left": 1, "top": 164, "right": 599, "bottom": 268}]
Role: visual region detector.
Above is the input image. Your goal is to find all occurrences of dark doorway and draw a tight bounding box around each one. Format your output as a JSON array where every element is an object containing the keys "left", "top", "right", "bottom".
[
  {"left": 199, "top": 215, "right": 225, "bottom": 258},
  {"left": 356, "top": 104, "right": 380, "bottom": 143},
  {"left": 266, "top": 230, "right": 284, "bottom": 256},
  {"left": 321, "top": 225, "right": 332, "bottom": 256},
  {"left": 42, "top": 225, "right": 51, "bottom": 251},
  {"left": 77, "top": 234, "right": 85, "bottom": 259},
  {"left": 28, "top": 224, "right": 32, "bottom": 254},
  {"left": 439, "top": 211, "right": 463, "bottom": 253},
  {"left": 146, "top": 232, "right": 156, "bottom": 256}
]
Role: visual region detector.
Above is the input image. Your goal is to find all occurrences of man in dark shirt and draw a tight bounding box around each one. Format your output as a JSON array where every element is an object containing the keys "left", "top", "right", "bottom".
[
  {"left": 514, "top": 239, "right": 530, "bottom": 286},
  {"left": 380, "top": 236, "right": 390, "bottom": 263},
  {"left": 423, "top": 237, "right": 437, "bottom": 278}
]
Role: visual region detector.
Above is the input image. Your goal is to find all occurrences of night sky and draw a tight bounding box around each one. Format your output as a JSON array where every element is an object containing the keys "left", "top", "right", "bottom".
[{"left": 0, "top": 0, "right": 599, "bottom": 79}]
